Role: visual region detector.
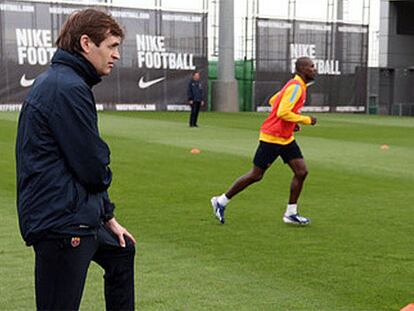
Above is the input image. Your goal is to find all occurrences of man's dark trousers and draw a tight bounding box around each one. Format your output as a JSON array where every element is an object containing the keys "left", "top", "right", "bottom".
[
  {"left": 33, "top": 225, "right": 135, "bottom": 311},
  {"left": 189, "top": 101, "right": 201, "bottom": 127}
]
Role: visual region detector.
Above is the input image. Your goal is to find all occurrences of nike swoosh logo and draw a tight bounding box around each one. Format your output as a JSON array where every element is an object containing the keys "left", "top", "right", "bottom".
[
  {"left": 138, "top": 76, "right": 165, "bottom": 89},
  {"left": 20, "top": 74, "right": 36, "bottom": 87}
]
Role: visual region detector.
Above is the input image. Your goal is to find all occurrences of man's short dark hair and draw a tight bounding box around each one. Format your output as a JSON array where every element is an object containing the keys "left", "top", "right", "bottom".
[
  {"left": 295, "top": 57, "right": 311, "bottom": 73},
  {"left": 56, "top": 9, "right": 124, "bottom": 53}
]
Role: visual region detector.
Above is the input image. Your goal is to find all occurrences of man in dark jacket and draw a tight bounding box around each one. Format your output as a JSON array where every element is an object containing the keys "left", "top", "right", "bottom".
[
  {"left": 15, "top": 9, "right": 136, "bottom": 311},
  {"left": 187, "top": 71, "right": 204, "bottom": 127}
]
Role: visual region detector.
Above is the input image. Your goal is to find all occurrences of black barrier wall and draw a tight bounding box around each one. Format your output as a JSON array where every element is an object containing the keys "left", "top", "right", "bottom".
[
  {"left": 255, "top": 18, "right": 368, "bottom": 112},
  {"left": 0, "top": 0, "right": 208, "bottom": 111}
]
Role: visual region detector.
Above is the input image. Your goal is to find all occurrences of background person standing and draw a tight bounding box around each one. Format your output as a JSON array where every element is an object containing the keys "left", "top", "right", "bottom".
[{"left": 187, "top": 71, "right": 204, "bottom": 127}]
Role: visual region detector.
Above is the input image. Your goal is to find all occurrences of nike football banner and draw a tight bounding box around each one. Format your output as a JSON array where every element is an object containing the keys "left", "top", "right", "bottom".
[
  {"left": 0, "top": 0, "right": 208, "bottom": 111},
  {"left": 255, "top": 18, "right": 368, "bottom": 112}
]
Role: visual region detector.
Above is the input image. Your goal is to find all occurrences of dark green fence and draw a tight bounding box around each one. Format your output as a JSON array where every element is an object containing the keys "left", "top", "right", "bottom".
[{"left": 208, "top": 60, "right": 254, "bottom": 111}]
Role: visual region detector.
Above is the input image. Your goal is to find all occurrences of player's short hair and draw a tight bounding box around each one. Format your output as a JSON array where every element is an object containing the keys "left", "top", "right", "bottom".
[
  {"left": 295, "top": 57, "right": 312, "bottom": 73},
  {"left": 56, "top": 9, "right": 124, "bottom": 53}
]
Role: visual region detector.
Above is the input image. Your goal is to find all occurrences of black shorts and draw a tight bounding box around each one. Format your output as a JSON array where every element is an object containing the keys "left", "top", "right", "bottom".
[{"left": 253, "top": 140, "right": 303, "bottom": 169}]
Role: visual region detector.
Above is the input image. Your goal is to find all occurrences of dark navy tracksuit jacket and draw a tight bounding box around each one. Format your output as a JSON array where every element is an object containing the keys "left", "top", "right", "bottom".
[
  {"left": 16, "top": 49, "right": 115, "bottom": 246},
  {"left": 187, "top": 79, "right": 203, "bottom": 102}
]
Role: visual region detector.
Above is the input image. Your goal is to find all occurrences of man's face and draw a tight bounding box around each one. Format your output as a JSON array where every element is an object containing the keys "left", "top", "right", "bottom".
[
  {"left": 193, "top": 73, "right": 200, "bottom": 81},
  {"left": 301, "top": 59, "right": 317, "bottom": 81},
  {"left": 84, "top": 34, "right": 121, "bottom": 76}
]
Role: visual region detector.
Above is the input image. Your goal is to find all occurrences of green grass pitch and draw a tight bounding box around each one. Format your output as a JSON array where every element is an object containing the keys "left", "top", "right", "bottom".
[{"left": 1, "top": 111, "right": 413, "bottom": 310}]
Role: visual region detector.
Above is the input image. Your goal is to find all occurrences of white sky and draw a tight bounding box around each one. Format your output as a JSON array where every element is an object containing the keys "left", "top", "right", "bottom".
[
  {"left": 25, "top": 0, "right": 381, "bottom": 65},
  {"left": 112, "top": 0, "right": 378, "bottom": 26},
  {"left": 112, "top": 0, "right": 380, "bottom": 65}
]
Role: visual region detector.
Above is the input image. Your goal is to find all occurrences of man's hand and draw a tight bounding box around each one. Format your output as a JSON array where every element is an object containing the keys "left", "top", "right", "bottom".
[
  {"left": 105, "top": 218, "right": 136, "bottom": 247},
  {"left": 310, "top": 116, "right": 317, "bottom": 125},
  {"left": 188, "top": 100, "right": 193, "bottom": 105},
  {"left": 201, "top": 100, "right": 205, "bottom": 107}
]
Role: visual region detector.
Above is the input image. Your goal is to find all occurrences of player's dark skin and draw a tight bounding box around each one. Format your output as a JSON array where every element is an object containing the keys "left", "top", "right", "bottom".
[{"left": 225, "top": 57, "right": 317, "bottom": 205}]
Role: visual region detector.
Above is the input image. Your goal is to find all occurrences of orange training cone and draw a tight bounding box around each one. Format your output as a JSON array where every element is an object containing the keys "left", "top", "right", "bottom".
[{"left": 401, "top": 303, "right": 414, "bottom": 311}]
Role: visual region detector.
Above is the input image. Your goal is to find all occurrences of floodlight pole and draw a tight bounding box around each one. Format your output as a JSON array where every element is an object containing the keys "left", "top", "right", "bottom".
[
  {"left": 211, "top": 0, "right": 239, "bottom": 112},
  {"left": 337, "top": 0, "right": 343, "bottom": 20}
]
